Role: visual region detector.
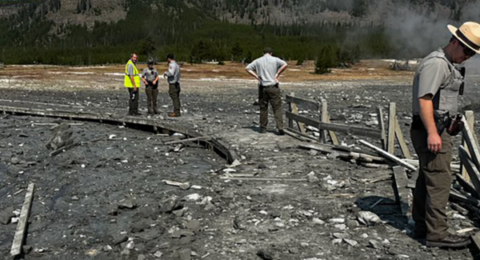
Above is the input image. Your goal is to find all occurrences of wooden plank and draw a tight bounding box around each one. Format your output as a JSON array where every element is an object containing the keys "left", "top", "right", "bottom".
[
  {"left": 286, "top": 111, "right": 383, "bottom": 139},
  {"left": 407, "top": 170, "right": 419, "bottom": 189},
  {"left": 377, "top": 107, "right": 387, "bottom": 151},
  {"left": 320, "top": 99, "right": 328, "bottom": 143},
  {"left": 450, "top": 189, "right": 480, "bottom": 207},
  {"left": 0, "top": 105, "right": 237, "bottom": 164},
  {"left": 462, "top": 117, "right": 480, "bottom": 171},
  {"left": 219, "top": 177, "right": 307, "bottom": 181},
  {"left": 461, "top": 111, "right": 475, "bottom": 181},
  {"left": 164, "top": 136, "right": 211, "bottom": 145},
  {"left": 393, "top": 166, "right": 411, "bottom": 216},
  {"left": 471, "top": 232, "right": 480, "bottom": 252},
  {"left": 10, "top": 183, "right": 35, "bottom": 257},
  {"left": 387, "top": 103, "right": 396, "bottom": 154},
  {"left": 359, "top": 139, "right": 417, "bottom": 172},
  {"left": 285, "top": 95, "right": 319, "bottom": 110},
  {"left": 326, "top": 111, "right": 340, "bottom": 145},
  {"left": 288, "top": 93, "right": 306, "bottom": 134},
  {"left": 395, "top": 119, "right": 412, "bottom": 159},
  {"left": 456, "top": 174, "right": 479, "bottom": 199},
  {"left": 459, "top": 145, "right": 480, "bottom": 198},
  {"left": 284, "top": 128, "right": 318, "bottom": 142}
]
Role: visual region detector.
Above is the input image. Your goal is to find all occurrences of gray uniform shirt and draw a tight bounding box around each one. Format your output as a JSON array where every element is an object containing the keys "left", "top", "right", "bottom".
[
  {"left": 165, "top": 61, "right": 181, "bottom": 84},
  {"left": 412, "top": 48, "right": 451, "bottom": 115},
  {"left": 143, "top": 68, "right": 159, "bottom": 82},
  {"left": 246, "top": 54, "right": 287, "bottom": 86}
]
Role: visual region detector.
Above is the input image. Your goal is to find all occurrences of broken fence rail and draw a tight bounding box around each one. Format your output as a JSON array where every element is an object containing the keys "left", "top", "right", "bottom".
[{"left": 285, "top": 111, "right": 383, "bottom": 139}]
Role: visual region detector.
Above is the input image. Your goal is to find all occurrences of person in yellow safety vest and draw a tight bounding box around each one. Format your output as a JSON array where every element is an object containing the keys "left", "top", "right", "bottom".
[{"left": 124, "top": 53, "right": 142, "bottom": 116}]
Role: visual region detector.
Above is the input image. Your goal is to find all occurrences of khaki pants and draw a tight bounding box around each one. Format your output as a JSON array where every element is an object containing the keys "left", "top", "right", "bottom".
[
  {"left": 259, "top": 85, "right": 284, "bottom": 130},
  {"left": 169, "top": 83, "right": 181, "bottom": 113},
  {"left": 127, "top": 88, "right": 139, "bottom": 114},
  {"left": 145, "top": 85, "right": 159, "bottom": 114},
  {"left": 411, "top": 126, "right": 452, "bottom": 241}
]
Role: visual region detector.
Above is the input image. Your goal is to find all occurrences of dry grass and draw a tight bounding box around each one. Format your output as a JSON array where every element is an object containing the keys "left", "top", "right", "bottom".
[{"left": 0, "top": 59, "right": 414, "bottom": 83}]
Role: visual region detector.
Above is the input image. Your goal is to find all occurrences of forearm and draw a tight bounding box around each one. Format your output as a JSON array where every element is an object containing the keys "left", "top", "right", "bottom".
[
  {"left": 246, "top": 69, "right": 259, "bottom": 80},
  {"left": 276, "top": 64, "right": 288, "bottom": 77},
  {"left": 419, "top": 98, "right": 437, "bottom": 135},
  {"left": 165, "top": 68, "right": 174, "bottom": 77}
]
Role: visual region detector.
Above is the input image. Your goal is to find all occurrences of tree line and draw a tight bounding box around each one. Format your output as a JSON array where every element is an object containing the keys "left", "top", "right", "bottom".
[{"left": 0, "top": 0, "right": 401, "bottom": 73}]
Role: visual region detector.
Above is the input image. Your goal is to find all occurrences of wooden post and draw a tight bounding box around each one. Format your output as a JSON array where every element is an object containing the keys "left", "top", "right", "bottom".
[
  {"left": 461, "top": 111, "right": 475, "bottom": 181},
  {"left": 10, "top": 183, "right": 35, "bottom": 257},
  {"left": 393, "top": 166, "right": 411, "bottom": 216},
  {"left": 377, "top": 107, "right": 387, "bottom": 151},
  {"left": 320, "top": 98, "right": 328, "bottom": 143},
  {"left": 387, "top": 103, "right": 396, "bottom": 155},
  {"left": 462, "top": 117, "right": 480, "bottom": 171},
  {"left": 459, "top": 145, "right": 480, "bottom": 198},
  {"left": 394, "top": 119, "right": 412, "bottom": 159},
  {"left": 288, "top": 93, "right": 294, "bottom": 129},
  {"left": 289, "top": 93, "right": 306, "bottom": 134},
  {"left": 326, "top": 113, "right": 340, "bottom": 145}
]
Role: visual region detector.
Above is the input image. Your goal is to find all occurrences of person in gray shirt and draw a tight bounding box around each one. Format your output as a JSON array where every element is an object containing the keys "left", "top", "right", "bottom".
[
  {"left": 410, "top": 21, "right": 479, "bottom": 248},
  {"left": 142, "top": 60, "right": 160, "bottom": 115},
  {"left": 164, "top": 54, "right": 182, "bottom": 117},
  {"left": 246, "top": 47, "right": 288, "bottom": 135}
]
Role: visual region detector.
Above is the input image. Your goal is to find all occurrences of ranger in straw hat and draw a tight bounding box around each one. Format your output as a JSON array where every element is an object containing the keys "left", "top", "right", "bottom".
[{"left": 411, "top": 21, "right": 480, "bottom": 248}]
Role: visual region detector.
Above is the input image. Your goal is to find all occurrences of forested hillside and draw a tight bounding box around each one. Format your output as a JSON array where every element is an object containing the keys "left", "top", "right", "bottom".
[{"left": 0, "top": 0, "right": 478, "bottom": 65}]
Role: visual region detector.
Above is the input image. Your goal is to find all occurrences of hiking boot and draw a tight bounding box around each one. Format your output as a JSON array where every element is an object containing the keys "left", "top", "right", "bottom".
[
  {"left": 277, "top": 129, "right": 285, "bottom": 136},
  {"left": 168, "top": 112, "right": 181, "bottom": 117},
  {"left": 426, "top": 234, "right": 471, "bottom": 248},
  {"left": 259, "top": 128, "right": 267, "bottom": 134}
]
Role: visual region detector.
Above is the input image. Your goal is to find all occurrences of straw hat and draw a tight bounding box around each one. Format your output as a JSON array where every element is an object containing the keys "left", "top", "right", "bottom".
[{"left": 448, "top": 21, "right": 480, "bottom": 54}]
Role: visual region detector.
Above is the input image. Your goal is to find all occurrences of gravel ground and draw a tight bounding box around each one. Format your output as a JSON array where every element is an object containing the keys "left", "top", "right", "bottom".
[{"left": 1, "top": 70, "right": 480, "bottom": 259}]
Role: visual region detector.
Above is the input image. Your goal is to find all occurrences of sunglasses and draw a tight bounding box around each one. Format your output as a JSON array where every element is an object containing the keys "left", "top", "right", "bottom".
[{"left": 460, "top": 41, "right": 476, "bottom": 57}]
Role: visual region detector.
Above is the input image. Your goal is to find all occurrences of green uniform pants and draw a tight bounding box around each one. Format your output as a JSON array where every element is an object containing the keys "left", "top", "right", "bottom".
[
  {"left": 411, "top": 126, "right": 452, "bottom": 241},
  {"left": 145, "top": 85, "right": 159, "bottom": 114},
  {"left": 169, "top": 83, "right": 181, "bottom": 114},
  {"left": 127, "top": 88, "right": 139, "bottom": 114},
  {"left": 259, "top": 85, "right": 284, "bottom": 130}
]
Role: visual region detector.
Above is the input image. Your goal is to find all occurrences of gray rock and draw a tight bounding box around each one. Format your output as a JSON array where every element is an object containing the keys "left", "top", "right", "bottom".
[
  {"left": 178, "top": 248, "right": 191, "bottom": 260},
  {"left": 357, "top": 211, "right": 381, "bottom": 226},
  {"left": 118, "top": 199, "right": 137, "bottom": 210},
  {"left": 344, "top": 239, "right": 358, "bottom": 247},
  {"left": 185, "top": 220, "right": 201, "bottom": 233},
  {"left": 257, "top": 249, "right": 274, "bottom": 260},
  {"left": 10, "top": 157, "right": 19, "bottom": 165},
  {"left": 131, "top": 220, "right": 150, "bottom": 233},
  {"left": 308, "top": 175, "right": 319, "bottom": 183},
  {"left": 368, "top": 240, "right": 381, "bottom": 249},
  {"left": 112, "top": 235, "right": 128, "bottom": 245},
  {"left": 346, "top": 219, "right": 359, "bottom": 228},
  {"left": 23, "top": 245, "right": 33, "bottom": 254},
  {"left": 0, "top": 206, "right": 14, "bottom": 225}
]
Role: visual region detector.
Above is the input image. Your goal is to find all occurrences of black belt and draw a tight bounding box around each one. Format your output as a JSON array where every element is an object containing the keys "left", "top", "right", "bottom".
[{"left": 260, "top": 84, "right": 279, "bottom": 88}]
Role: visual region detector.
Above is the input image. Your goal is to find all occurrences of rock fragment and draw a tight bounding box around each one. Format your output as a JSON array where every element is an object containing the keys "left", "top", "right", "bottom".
[
  {"left": 357, "top": 211, "right": 381, "bottom": 226},
  {"left": 0, "top": 207, "right": 15, "bottom": 225}
]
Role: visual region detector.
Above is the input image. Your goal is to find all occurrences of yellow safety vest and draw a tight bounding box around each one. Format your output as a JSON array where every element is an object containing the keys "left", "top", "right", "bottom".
[{"left": 124, "top": 60, "right": 141, "bottom": 88}]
